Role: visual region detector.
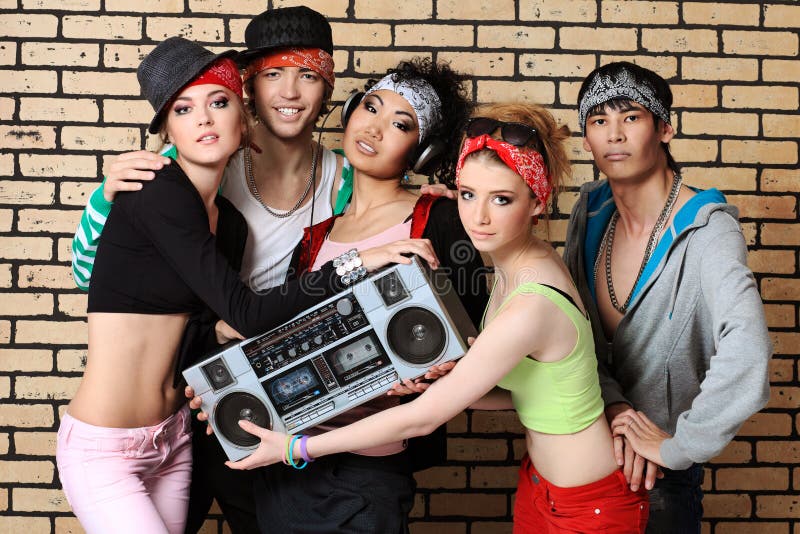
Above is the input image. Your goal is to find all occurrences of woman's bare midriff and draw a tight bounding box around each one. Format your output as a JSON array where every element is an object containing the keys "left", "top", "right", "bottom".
[
  {"left": 526, "top": 416, "right": 620, "bottom": 488},
  {"left": 67, "top": 312, "right": 191, "bottom": 428}
]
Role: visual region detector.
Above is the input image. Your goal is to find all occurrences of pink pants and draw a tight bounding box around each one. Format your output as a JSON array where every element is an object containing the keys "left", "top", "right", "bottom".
[{"left": 56, "top": 405, "right": 193, "bottom": 534}]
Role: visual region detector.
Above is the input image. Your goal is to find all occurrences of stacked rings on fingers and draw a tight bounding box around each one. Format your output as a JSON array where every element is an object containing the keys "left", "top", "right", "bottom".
[{"left": 333, "top": 249, "right": 367, "bottom": 286}]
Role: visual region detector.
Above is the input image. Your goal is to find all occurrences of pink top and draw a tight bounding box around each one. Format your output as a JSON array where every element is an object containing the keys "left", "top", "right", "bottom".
[
  {"left": 308, "top": 219, "right": 412, "bottom": 456},
  {"left": 311, "top": 220, "right": 413, "bottom": 271}
]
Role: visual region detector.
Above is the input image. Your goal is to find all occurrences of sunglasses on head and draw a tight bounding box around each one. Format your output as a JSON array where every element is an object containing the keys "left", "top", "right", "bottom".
[{"left": 465, "top": 117, "right": 542, "bottom": 150}]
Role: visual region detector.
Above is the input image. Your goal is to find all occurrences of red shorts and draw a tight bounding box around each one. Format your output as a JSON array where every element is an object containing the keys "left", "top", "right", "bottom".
[{"left": 513, "top": 455, "right": 648, "bottom": 533}]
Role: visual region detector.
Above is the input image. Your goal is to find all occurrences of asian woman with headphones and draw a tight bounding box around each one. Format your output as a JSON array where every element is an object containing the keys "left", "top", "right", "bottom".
[{"left": 198, "top": 57, "right": 489, "bottom": 534}]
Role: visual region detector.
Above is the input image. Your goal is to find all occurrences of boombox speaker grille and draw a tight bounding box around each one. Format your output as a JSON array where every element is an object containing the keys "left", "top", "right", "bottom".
[
  {"left": 387, "top": 306, "right": 446, "bottom": 365},
  {"left": 214, "top": 392, "right": 272, "bottom": 448}
]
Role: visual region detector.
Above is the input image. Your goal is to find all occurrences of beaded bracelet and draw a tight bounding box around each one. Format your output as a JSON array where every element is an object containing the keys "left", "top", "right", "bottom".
[
  {"left": 333, "top": 248, "right": 368, "bottom": 286},
  {"left": 299, "top": 435, "right": 315, "bottom": 463}
]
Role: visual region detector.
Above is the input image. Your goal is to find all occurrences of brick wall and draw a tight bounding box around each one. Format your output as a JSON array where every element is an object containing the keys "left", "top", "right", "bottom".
[{"left": 1, "top": 0, "right": 798, "bottom": 532}]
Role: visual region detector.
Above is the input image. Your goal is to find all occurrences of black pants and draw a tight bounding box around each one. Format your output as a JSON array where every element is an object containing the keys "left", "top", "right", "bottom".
[
  {"left": 646, "top": 464, "right": 704, "bottom": 534},
  {"left": 254, "top": 452, "right": 416, "bottom": 534},
  {"left": 184, "top": 419, "right": 259, "bottom": 534}
]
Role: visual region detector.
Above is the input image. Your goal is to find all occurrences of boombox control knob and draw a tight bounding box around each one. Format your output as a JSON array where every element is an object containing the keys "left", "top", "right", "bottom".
[
  {"left": 288, "top": 348, "right": 297, "bottom": 357},
  {"left": 336, "top": 298, "right": 353, "bottom": 316},
  {"left": 314, "top": 335, "right": 323, "bottom": 345},
  {"left": 301, "top": 342, "right": 310, "bottom": 351}
]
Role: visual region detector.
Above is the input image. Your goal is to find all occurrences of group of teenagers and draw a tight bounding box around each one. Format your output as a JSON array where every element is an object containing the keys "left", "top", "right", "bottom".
[{"left": 58, "top": 5, "right": 772, "bottom": 534}]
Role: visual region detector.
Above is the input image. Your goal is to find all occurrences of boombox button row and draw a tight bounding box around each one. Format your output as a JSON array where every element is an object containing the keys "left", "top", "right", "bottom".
[
  {"left": 304, "top": 401, "right": 335, "bottom": 418},
  {"left": 347, "top": 387, "right": 371, "bottom": 400},
  {"left": 290, "top": 401, "right": 336, "bottom": 427},
  {"left": 317, "top": 402, "right": 334, "bottom": 415},
  {"left": 347, "top": 377, "right": 392, "bottom": 400}
]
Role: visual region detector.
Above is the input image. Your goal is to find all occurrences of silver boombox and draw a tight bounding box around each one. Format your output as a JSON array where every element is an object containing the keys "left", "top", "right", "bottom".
[{"left": 183, "top": 256, "right": 477, "bottom": 461}]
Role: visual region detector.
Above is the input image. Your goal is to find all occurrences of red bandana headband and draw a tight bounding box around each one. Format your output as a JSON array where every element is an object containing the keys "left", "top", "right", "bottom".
[
  {"left": 185, "top": 57, "right": 243, "bottom": 98},
  {"left": 243, "top": 47, "right": 335, "bottom": 87},
  {"left": 456, "top": 134, "right": 552, "bottom": 205}
]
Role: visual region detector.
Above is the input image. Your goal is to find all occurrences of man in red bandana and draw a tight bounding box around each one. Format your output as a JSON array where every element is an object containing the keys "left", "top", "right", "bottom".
[{"left": 69, "top": 7, "right": 351, "bottom": 534}]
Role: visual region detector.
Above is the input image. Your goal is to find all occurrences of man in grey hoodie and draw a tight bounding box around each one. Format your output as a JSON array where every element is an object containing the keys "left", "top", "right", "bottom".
[{"left": 563, "top": 62, "right": 771, "bottom": 533}]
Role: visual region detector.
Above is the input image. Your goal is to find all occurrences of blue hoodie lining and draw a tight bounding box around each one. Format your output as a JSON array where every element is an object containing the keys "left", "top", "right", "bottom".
[{"left": 584, "top": 184, "right": 726, "bottom": 305}]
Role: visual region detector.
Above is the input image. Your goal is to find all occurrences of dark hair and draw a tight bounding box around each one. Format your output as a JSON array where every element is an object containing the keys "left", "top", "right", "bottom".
[
  {"left": 365, "top": 57, "right": 472, "bottom": 186},
  {"left": 578, "top": 61, "right": 679, "bottom": 174}
]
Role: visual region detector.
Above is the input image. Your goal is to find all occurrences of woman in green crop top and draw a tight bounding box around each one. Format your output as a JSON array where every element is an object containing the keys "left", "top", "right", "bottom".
[{"left": 205, "top": 103, "right": 650, "bottom": 532}]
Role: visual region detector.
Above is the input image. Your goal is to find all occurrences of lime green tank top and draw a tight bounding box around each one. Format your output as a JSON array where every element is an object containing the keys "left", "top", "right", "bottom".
[{"left": 483, "top": 282, "right": 604, "bottom": 435}]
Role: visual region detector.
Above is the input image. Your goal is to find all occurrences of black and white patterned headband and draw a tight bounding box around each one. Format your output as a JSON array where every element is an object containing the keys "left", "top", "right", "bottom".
[
  {"left": 365, "top": 74, "right": 442, "bottom": 143},
  {"left": 578, "top": 67, "right": 671, "bottom": 132}
]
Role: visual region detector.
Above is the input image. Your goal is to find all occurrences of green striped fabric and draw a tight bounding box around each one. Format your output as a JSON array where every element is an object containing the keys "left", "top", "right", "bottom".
[{"left": 71, "top": 144, "right": 178, "bottom": 290}]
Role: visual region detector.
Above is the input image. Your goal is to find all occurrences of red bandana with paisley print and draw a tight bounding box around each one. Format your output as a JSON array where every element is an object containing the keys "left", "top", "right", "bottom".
[
  {"left": 185, "top": 57, "right": 243, "bottom": 98},
  {"left": 243, "top": 47, "right": 335, "bottom": 87},
  {"left": 456, "top": 134, "right": 552, "bottom": 205}
]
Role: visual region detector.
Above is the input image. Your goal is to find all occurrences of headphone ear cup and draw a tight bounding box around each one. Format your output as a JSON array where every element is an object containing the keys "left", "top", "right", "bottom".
[
  {"left": 340, "top": 91, "right": 364, "bottom": 128},
  {"left": 411, "top": 138, "right": 446, "bottom": 175}
]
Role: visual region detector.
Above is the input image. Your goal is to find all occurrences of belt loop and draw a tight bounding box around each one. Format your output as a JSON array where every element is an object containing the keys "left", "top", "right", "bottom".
[
  {"left": 136, "top": 428, "right": 149, "bottom": 456},
  {"left": 180, "top": 405, "right": 190, "bottom": 433},
  {"left": 122, "top": 429, "right": 135, "bottom": 457},
  {"left": 544, "top": 480, "right": 554, "bottom": 509},
  {"left": 152, "top": 427, "right": 164, "bottom": 450}
]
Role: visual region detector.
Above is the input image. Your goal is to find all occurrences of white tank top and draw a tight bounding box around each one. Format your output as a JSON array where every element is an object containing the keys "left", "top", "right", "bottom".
[{"left": 220, "top": 147, "right": 337, "bottom": 292}]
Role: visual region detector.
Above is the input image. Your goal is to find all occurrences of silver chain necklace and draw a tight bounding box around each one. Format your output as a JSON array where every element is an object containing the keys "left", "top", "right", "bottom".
[
  {"left": 595, "top": 173, "right": 683, "bottom": 314},
  {"left": 244, "top": 144, "right": 318, "bottom": 218}
]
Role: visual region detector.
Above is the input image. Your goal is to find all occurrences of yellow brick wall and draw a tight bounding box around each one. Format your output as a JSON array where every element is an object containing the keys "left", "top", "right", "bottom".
[{"left": 1, "top": 1, "right": 798, "bottom": 533}]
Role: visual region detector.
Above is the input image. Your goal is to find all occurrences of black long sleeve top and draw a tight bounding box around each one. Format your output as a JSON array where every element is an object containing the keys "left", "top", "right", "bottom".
[{"left": 88, "top": 163, "right": 343, "bottom": 339}]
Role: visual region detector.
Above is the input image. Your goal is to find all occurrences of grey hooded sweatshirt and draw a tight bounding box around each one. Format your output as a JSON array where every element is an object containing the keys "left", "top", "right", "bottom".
[{"left": 563, "top": 180, "right": 772, "bottom": 470}]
